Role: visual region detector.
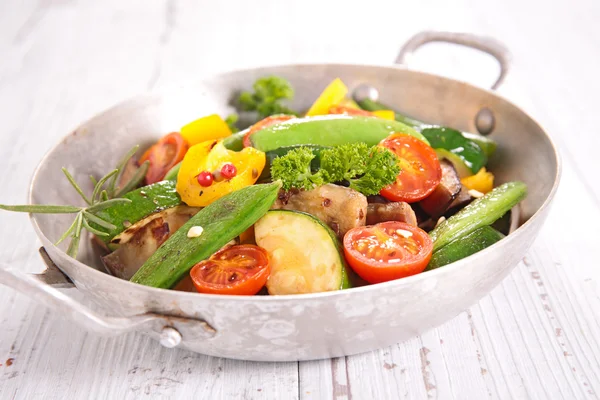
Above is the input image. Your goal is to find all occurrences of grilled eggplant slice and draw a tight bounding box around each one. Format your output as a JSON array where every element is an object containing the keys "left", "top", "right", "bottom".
[
  {"left": 366, "top": 202, "right": 417, "bottom": 226},
  {"left": 447, "top": 186, "right": 475, "bottom": 215},
  {"left": 419, "top": 159, "right": 462, "bottom": 218},
  {"left": 102, "top": 206, "right": 199, "bottom": 279}
]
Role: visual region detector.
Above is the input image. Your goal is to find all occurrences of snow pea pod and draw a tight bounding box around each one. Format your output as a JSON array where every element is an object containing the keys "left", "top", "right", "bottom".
[
  {"left": 131, "top": 181, "right": 281, "bottom": 289},
  {"left": 357, "top": 99, "right": 497, "bottom": 158},
  {"left": 248, "top": 115, "right": 428, "bottom": 152},
  {"left": 429, "top": 181, "right": 527, "bottom": 252}
]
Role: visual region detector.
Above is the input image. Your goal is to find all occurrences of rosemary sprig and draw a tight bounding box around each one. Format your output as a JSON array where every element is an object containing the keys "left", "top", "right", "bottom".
[
  {"left": 0, "top": 146, "right": 145, "bottom": 258},
  {"left": 0, "top": 204, "right": 81, "bottom": 213},
  {"left": 115, "top": 160, "right": 149, "bottom": 198},
  {"left": 62, "top": 168, "right": 92, "bottom": 205},
  {"left": 91, "top": 169, "right": 119, "bottom": 204},
  {"left": 108, "top": 145, "right": 140, "bottom": 197}
]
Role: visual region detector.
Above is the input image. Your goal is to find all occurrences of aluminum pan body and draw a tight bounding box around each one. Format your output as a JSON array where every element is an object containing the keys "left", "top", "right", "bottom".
[{"left": 28, "top": 64, "right": 560, "bottom": 361}]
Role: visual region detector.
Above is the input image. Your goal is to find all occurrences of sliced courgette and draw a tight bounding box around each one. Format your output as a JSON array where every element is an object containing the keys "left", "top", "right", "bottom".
[
  {"left": 434, "top": 149, "right": 472, "bottom": 178},
  {"left": 425, "top": 226, "right": 505, "bottom": 271},
  {"left": 254, "top": 210, "right": 350, "bottom": 295},
  {"left": 93, "top": 180, "right": 182, "bottom": 242}
]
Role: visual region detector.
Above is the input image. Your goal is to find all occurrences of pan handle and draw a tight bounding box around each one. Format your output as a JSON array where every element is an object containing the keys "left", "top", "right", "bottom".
[
  {"left": 396, "top": 31, "right": 511, "bottom": 90},
  {"left": 0, "top": 247, "right": 216, "bottom": 348}
]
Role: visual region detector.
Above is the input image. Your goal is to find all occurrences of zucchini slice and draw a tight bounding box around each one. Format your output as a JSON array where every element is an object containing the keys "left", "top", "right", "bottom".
[
  {"left": 93, "top": 180, "right": 182, "bottom": 242},
  {"left": 254, "top": 210, "right": 350, "bottom": 295},
  {"left": 425, "top": 226, "right": 504, "bottom": 271}
]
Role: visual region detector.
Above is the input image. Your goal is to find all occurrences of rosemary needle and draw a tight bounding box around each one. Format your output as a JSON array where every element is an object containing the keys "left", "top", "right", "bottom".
[{"left": 0, "top": 145, "right": 145, "bottom": 259}]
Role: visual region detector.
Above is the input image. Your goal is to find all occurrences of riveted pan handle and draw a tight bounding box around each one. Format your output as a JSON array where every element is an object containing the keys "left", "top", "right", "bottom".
[
  {"left": 0, "top": 247, "right": 216, "bottom": 348},
  {"left": 396, "top": 31, "right": 511, "bottom": 90}
]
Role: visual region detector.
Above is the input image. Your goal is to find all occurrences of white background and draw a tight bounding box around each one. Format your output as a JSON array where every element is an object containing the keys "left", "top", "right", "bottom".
[{"left": 0, "top": 0, "right": 599, "bottom": 399}]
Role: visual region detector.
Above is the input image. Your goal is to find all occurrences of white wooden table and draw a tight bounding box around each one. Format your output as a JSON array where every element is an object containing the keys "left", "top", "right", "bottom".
[{"left": 1, "top": 1, "right": 599, "bottom": 399}]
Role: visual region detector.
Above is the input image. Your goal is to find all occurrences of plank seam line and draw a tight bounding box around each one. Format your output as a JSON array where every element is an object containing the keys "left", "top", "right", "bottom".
[
  {"left": 498, "top": 281, "right": 552, "bottom": 399},
  {"left": 519, "top": 253, "right": 598, "bottom": 397},
  {"left": 434, "top": 329, "right": 457, "bottom": 400},
  {"left": 482, "top": 295, "right": 530, "bottom": 399},
  {"left": 535, "top": 242, "right": 600, "bottom": 394},
  {"left": 465, "top": 309, "right": 500, "bottom": 398},
  {"left": 508, "top": 268, "right": 574, "bottom": 399}
]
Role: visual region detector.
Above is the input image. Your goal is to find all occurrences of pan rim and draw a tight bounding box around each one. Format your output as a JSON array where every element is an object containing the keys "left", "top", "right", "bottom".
[{"left": 27, "top": 62, "right": 562, "bottom": 302}]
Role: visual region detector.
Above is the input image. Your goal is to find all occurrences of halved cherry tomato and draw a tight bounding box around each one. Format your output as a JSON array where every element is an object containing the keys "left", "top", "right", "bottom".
[
  {"left": 328, "top": 105, "right": 375, "bottom": 117},
  {"left": 243, "top": 115, "right": 295, "bottom": 147},
  {"left": 140, "top": 132, "right": 189, "bottom": 184},
  {"left": 343, "top": 221, "right": 433, "bottom": 284},
  {"left": 190, "top": 245, "right": 270, "bottom": 295},
  {"left": 379, "top": 134, "right": 442, "bottom": 203}
]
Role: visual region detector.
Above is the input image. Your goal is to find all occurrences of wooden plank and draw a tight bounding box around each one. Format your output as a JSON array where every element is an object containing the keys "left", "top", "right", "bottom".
[
  {"left": 433, "top": 312, "right": 499, "bottom": 398},
  {"left": 222, "top": 359, "right": 299, "bottom": 400},
  {"left": 345, "top": 337, "right": 429, "bottom": 400},
  {"left": 299, "top": 359, "right": 334, "bottom": 399}
]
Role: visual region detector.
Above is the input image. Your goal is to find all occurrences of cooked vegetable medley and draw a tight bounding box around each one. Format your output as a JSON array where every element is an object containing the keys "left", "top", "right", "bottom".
[{"left": 0, "top": 75, "right": 527, "bottom": 296}]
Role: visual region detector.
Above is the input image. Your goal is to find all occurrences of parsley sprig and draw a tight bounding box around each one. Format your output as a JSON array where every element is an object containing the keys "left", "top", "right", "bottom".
[
  {"left": 271, "top": 143, "right": 400, "bottom": 196},
  {"left": 238, "top": 76, "right": 299, "bottom": 119}
]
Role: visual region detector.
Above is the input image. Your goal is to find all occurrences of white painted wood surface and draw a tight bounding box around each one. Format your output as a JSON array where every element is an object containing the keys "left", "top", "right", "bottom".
[{"left": 0, "top": 0, "right": 599, "bottom": 398}]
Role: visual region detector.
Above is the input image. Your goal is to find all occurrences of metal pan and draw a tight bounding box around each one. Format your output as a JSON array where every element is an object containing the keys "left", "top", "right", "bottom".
[{"left": 0, "top": 31, "right": 561, "bottom": 362}]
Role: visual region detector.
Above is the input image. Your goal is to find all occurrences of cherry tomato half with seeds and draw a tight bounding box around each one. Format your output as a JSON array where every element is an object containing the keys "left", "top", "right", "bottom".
[
  {"left": 140, "top": 132, "right": 189, "bottom": 184},
  {"left": 379, "top": 134, "right": 442, "bottom": 203},
  {"left": 343, "top": 221, "right": 433, "bottom": 284},
  {"left": 243, "top": 115, "right": 295, "bottom": 148},
  {"left": 190, "top": 245, "right": 270, "bottom": 295}
]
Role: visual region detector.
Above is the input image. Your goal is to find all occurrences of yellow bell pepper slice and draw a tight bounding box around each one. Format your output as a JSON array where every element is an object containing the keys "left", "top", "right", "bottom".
[
  {"left": 176, "top": 140, "right": 265, "bottom": 207},
  {"left": 372, "top": 110, "right": 395, "bottom": 120},
  {"left": 180, "top": 114, "right": 232, "bottom": 146},
  {"left": 461, "top": 167, "right": 495, "bottom": 194},
  {"left": 306, "top": 78, "right": 348, "bottom": 116}
]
